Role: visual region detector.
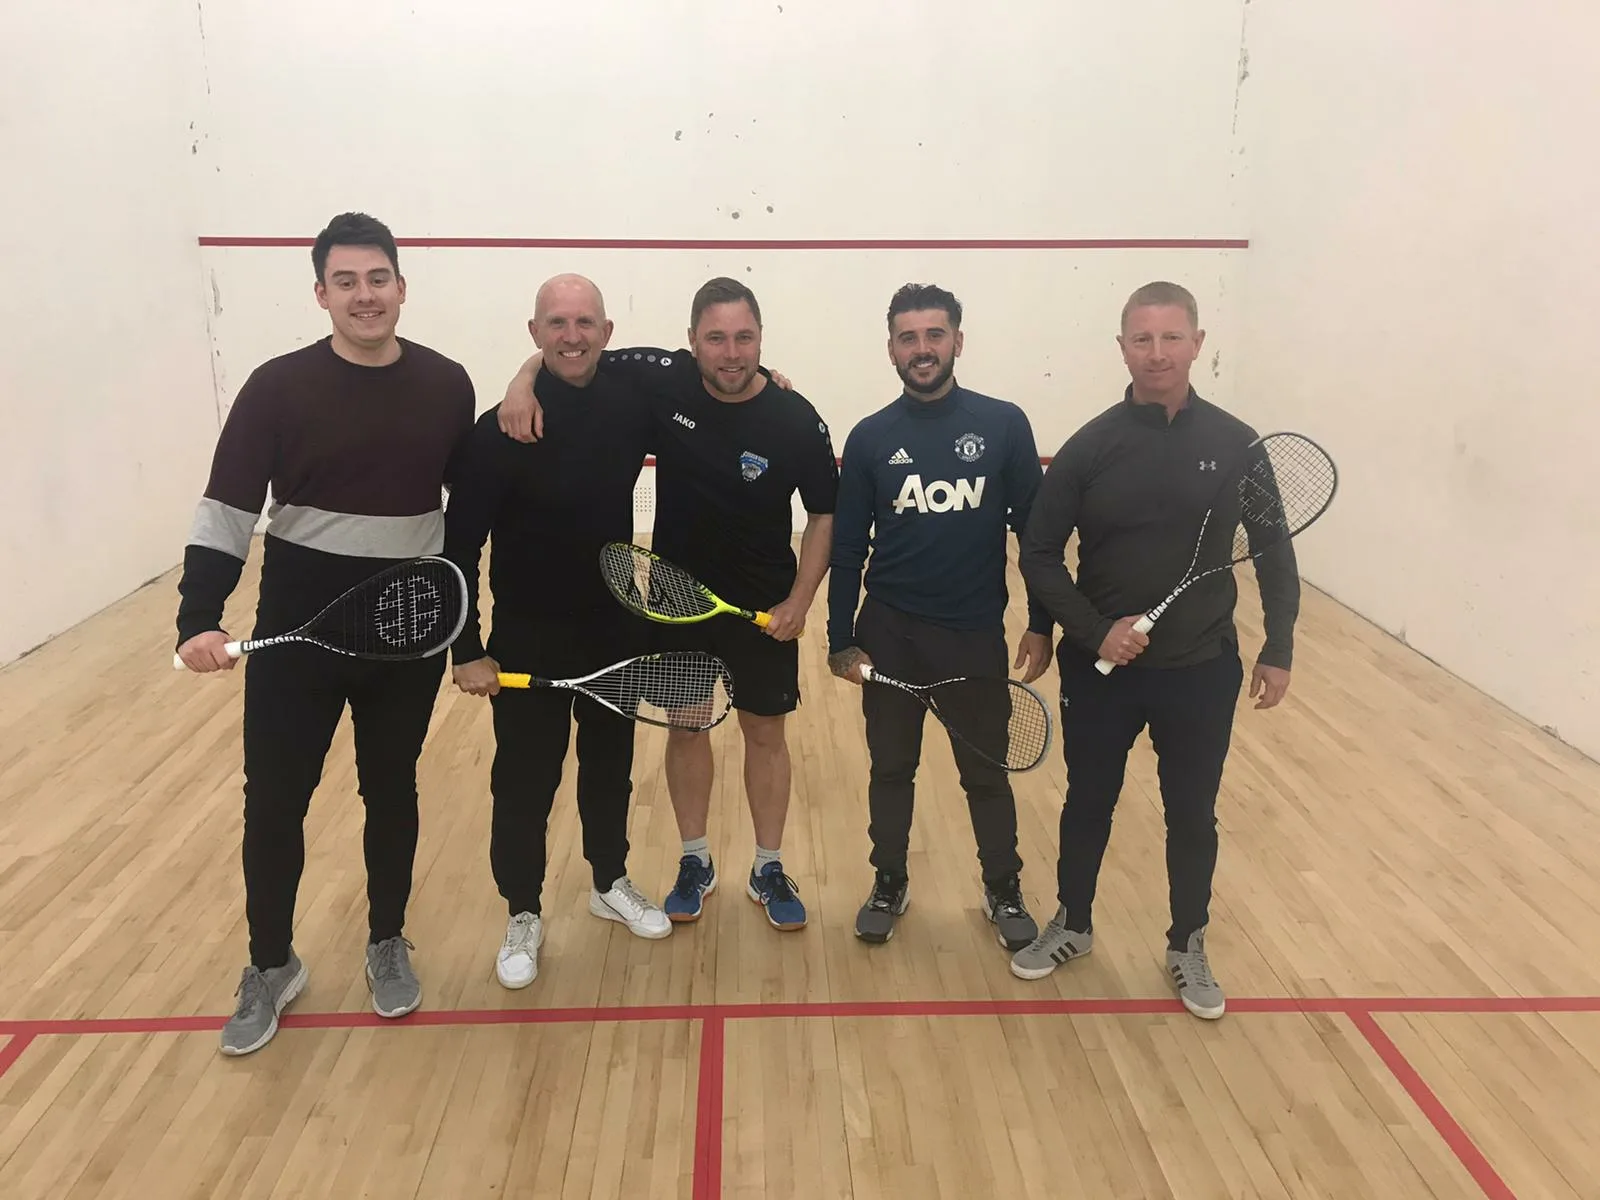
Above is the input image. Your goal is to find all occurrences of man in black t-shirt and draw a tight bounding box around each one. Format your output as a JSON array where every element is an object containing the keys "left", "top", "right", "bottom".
[
  {"left": 443, "top": 274, "right": 672, "bottom": 993},
  {"left": 498, "top": 278, "right": 838, "bottom": 933}
]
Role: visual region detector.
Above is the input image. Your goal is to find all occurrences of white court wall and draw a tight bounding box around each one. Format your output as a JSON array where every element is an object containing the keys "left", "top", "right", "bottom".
[
  {"left": 191, "top": 0, "right": 1253, "bottom": 460},
  {"left": 1236, "top": 0, "right": 1600, "bottom": 759},
  {"left": 0, "top": 1, "right": 218, "bottom": 665}
]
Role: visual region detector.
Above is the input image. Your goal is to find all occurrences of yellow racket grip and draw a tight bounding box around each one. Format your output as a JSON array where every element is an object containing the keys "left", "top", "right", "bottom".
[
  {"left": 751, "top": 610, "right": 805, "bottom": 637},
  {"left": 496, "top": 673, "right": 533, "bottom": 688}
]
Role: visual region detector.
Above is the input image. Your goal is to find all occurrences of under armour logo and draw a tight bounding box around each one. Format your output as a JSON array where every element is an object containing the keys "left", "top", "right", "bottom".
[{"left": 1199, "top": 460, "right": 1217, "bottom": 471}]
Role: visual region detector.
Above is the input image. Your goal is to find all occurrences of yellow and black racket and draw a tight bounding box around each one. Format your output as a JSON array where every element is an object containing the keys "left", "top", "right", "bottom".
[
  {"left": 599, "top": 542, "right": 777, "bottom": 630},
  {"left": 496, "top": 651, "right": 733, "bottom": 732}
]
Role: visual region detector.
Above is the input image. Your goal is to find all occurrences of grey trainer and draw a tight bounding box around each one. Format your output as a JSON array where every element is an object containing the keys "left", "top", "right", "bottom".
[
  {"left": 982, "top": 876, "right": 1039, "bottom": 951},
  {"left": 366, "top": 936, "right": 421, "bottom": 1018},
  {"left": 854, "top": 872, "right": 909, "bottom": 943},
  {"left": 219, "top": 951, "right": 308, "bottom": 1056},
  {"left": 1008, "top": 906, "right": 1094, "bottom": 980},
  {"left": 1167, "top": 928, "right": 1225, "bottom": 1019}
]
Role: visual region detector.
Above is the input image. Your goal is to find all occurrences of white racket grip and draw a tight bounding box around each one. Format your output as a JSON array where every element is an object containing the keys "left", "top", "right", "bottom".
[
  {"left": 859, "top": 665, "right": 875, "bottom": 682},
  {"left": 171, "top": 641, "right": 243, "bottom": 670},
  {"left": 1094, "top": 615, "right": 1155, "bottom": 675}
]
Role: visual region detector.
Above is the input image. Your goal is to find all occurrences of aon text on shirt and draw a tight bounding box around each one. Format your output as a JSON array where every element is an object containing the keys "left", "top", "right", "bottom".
[{"left": 891, "top": 474, "right": 986, "bottom": 515}]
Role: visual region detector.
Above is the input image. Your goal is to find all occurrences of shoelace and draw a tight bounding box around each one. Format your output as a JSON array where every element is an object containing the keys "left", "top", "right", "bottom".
[
  {"left": 233, "top": 967, "right": 269, "bottom": 1014},
  {"left": 1027, "top": 910, "right": 1073, "bottom": 953},
  {"left": 759, "top": 866, "right": 800, "bottom": 903},
  {"left": 867, "top": 875, "right": 904, "bottom": 911},
  {"left": 673, "top": 856, "right": 709, "bottom": 898},
  {"left": 610, "top": 877, "right": 652, "bottom": 914},
  {"left": 1173, "top": 950, "right": 1216, "bottom": 988},
  {"left": 371, "top": 936, "right": 414, "bottom": 983},
  {"left": 989, "top": 882, "right": 1027, "bottom": 918},
  {"left": 504, "top": 914, "right": 538, "bottom": 952}
]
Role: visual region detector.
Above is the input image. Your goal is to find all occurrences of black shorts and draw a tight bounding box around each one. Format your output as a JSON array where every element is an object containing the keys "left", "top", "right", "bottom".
[{"left": 654, "top": 614, "right": 799, "bottom": 717}]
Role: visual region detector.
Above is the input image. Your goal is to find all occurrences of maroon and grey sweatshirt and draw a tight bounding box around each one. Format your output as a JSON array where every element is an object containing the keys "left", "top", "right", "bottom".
[{"left": 174, "top": 336, "right": 476, "bottom": 648}]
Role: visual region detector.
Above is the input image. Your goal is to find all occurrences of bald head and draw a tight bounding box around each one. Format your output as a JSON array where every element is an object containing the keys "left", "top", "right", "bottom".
[
  {"left": 529, "top": 273, "right": 613, "bottom": 386},
  {"left": 534, "top": 272, "right": 606, "bottom": 322}
]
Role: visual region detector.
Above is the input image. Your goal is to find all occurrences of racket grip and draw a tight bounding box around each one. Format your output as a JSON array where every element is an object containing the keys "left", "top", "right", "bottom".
[
  {"left": 859, "top": 666, "right": 875, "bottom": 682},
  {"left": 1093, "top": 615, "right": 1155, "bottom": 676},
  {"left": 171, "top": 642, "right": 243, "bottom": 670},
  {"left": 496, "top": 673, "right": 532, "bottom": 688},
  {"left": 753, "top": 610, "right": 772, "bottom": 628}
]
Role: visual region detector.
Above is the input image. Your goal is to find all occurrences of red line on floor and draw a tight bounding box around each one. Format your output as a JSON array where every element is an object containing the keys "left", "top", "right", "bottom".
[
  {"left": 1348, "top": 1010, "right": 1517, "bottom": 1200},
  {"left": 693, "top": 1016, "right": 726, "bottom": 1200},
  {"left": 2, "top": 995, "right": 1598, "bottom": 1038},
  {"left": 198, "top": 236, "right": 1249, "bottom": 251},
  {"left": 0, "top": 1033, "right": 36, "bottom": 1082}
]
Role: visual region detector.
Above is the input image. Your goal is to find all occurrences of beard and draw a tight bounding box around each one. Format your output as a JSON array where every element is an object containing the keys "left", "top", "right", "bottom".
[{"left": 897, "top": 354, "right": 954, "bottom": 395}]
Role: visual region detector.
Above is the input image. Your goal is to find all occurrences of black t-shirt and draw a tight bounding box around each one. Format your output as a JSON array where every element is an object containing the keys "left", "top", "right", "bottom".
[
  {"left": 605, "top": 347, "right": 839, "bottom": 610},
  {"left": 442, "top": 363, "right": 654, "bottom": 661}
]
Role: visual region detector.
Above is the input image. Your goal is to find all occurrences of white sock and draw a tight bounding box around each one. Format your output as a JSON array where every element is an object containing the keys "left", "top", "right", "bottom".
[{"left": 753, "top": 845, "right": 781, "bottom": 875}]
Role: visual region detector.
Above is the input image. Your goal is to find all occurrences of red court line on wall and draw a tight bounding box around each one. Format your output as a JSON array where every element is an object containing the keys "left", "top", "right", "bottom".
[
  {"left": 693, "top": 1017, "right": 726, "bottom": 1200},
  {"left": 1349, "top": 1011, "right": 1517, "bottom": 1200},
  {"left": 198, "top": 236, "right": 1249, "bottom": 251}
]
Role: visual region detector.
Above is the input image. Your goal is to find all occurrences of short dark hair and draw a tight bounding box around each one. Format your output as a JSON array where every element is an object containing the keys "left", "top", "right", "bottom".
[
  {"left": 1121, "top": 280, "right": 1197, "bottom": 330},
  {"left": 690, "top": 277, "right": 761, "bottom": 331},
  {"left": 312, "top": 212, "right": 399, "bottom": 283},
  {"left": 887, "top": 283, "right": 962, "bottom": 331}
]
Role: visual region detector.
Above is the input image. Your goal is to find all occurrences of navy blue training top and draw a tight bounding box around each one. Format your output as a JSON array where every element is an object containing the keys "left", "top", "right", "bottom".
[{"left": 827, "top": 384, "right": 1053, "bottom": 653}]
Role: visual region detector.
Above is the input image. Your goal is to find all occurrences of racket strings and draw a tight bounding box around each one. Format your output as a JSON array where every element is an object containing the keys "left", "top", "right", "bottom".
[
  {"left": 583, "top": 652, "right": 733, "bottom": 730},
  {"left": 601, "top": 544, "right": 717, "bottom": 620},
  {"left": 1233, "top": 434, "right": 1337, "bottom": 559},
  {"left": 925, "top": 677, "right": 1052, "bottom": 772},
  {"left": 310, "top": 559, "right": 465, "bottom": 657}
]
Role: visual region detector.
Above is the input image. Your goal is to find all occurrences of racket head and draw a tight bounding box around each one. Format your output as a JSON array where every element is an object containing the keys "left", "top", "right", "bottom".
[
  {"left": 892, "top": 673, "right": 1054, "bottom": 773},
  {"left": 577, "top": 651, "right": 735, "bottom": 731},
  {"left": 256, "top": 556, "right": 468, "bottom": 660},
  {"left": 599, "top": 542, "right": 727, "bottom": 624},
  {"left": 1230, "top": 432, "right": 1338, "bottom": 561}
]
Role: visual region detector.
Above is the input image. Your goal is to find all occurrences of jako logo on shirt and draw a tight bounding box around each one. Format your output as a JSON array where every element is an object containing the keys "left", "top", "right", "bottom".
[
  {"left": 891, "top": 474, "right": 986, "bottom": 514},
  {"left": 673, "top": 412, "right": 696, "bottom": 430}
]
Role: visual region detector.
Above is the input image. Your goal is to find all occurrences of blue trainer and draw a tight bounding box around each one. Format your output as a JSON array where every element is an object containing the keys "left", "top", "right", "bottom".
[
  {"left": 747, "top": 861, "right": 807, "bottom": 930},
  {"left": 664, "top": 854, "right": 716, "bottom": 922}
]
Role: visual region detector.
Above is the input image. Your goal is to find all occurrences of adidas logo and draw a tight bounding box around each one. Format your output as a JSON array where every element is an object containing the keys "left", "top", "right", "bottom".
[{"left": 888, "top": 447, "right": 914, "bottom": 465}]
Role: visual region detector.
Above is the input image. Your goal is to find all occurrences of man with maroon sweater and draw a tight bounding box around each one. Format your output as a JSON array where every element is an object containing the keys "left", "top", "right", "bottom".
[{"left": 174, "top": 213, "right": 475, "bottom": 1056}]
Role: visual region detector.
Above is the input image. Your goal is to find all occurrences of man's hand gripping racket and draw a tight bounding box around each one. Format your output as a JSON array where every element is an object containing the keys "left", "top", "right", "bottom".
[{"left": 1095, "top": 431, "right": 1338, "bottom": 675}]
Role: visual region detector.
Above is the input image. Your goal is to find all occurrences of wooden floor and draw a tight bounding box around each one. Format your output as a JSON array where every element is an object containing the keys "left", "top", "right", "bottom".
[{"left": 3, "top": 540, "right": 1599, "bottom": 1199}]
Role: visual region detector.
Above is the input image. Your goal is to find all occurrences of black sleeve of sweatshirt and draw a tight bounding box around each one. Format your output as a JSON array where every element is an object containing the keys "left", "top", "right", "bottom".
[{"left": 440, "top": 412, "right": 515, "bottom": 664}]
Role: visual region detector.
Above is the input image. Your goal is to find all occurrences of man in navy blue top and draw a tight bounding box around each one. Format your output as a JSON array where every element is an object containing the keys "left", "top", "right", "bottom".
[{"left": 827, "top": 283, "right": 1053, "bottom": 951}]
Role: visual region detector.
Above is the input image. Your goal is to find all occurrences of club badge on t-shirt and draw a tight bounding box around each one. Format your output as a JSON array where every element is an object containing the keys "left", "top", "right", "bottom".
[{"left": 739, "top": 450, "right": 769, "bottom": 482}]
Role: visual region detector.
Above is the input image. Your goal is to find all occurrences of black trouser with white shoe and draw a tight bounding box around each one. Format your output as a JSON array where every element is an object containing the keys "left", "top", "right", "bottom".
[
  {"left": 486, "top": 614, "right": 642, "bottom": 916},
  {"left": 855, "top": 596, "right": 1023, "bottom": 886},
  {"left": 1053, "top": 642, "right": 1243, "bottom": 950}
]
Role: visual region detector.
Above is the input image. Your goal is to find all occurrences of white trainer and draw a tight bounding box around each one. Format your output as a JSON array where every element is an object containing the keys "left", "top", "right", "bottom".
[
  {"left": 590, "top": 876, "right": 672, "bottom": 939},
  {"left": 497, "top": 911, "right": 542, "bottom": 989}
]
